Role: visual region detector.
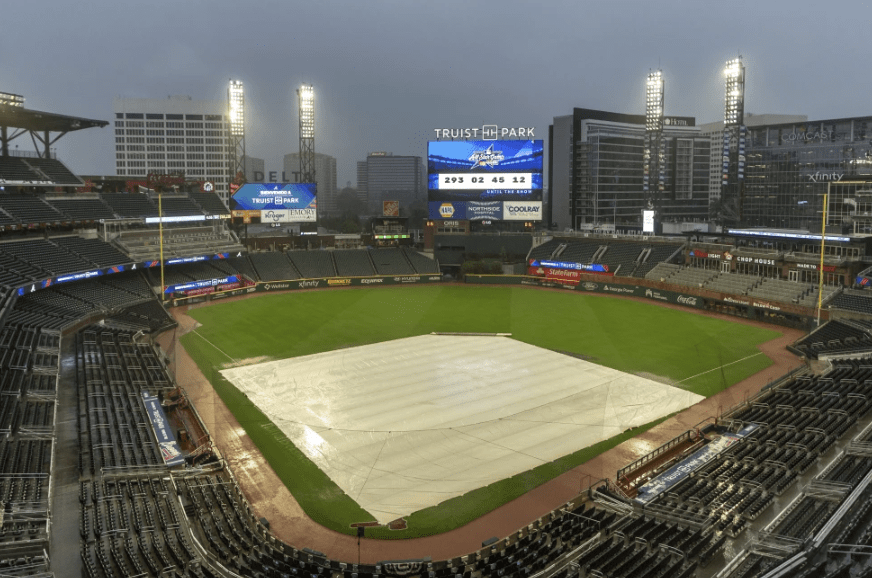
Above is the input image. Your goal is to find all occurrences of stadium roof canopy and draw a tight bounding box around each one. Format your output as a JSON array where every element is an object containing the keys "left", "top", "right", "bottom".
[
  {"left": 0, "top": 103, "right": 108, "bottom": 133},
  {"left": 0, "top": 99, "right": 108, "bottom": 159}
]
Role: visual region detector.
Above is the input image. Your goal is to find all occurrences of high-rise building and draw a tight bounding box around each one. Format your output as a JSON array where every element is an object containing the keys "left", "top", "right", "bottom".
[
  {"left": 548, "top": 108, "right": 710, "bottom": 231},
  {"left": 356, "top": 153, "right": 425, "bottom": 215},
  {"left": 113, "top": 95, "right": 233, "bottom": 204},
  {"left": 283, "top": 152, "right": 337, "bottom": 213},
  {"left": 729, "top": 115, "right": 872, "bottom": 230},
  {"left": 699, "top": 114, "right": 807, "bottom": 206}
]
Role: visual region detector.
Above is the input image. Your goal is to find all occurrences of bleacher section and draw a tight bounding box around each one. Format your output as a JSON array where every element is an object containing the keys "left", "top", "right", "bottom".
[
  {"left": 370, "top": 248, "right": 415, "bottom": 275},
  {"left": 632, "top": 243, "right": 683, "bottom": 278},
  {"left": 288, "top": 250, "right": 337, "bottom": 278},
  {"left": 0, "top": 239, "right": 92, "bottom": 275},
  {"left": 156, "top": 195, "right": 204, "bottom": 216},
  {"left": 598, "top": 242, "right": 646, "bottom": 276},
  {"left": 19, "top": 157, "right": 82, "bottom": 185},
  {"left": 796, "top": 285, "right": 840, "bottom": 309},
  {"left": 793, "top": 320, "right": 872, "bottom": 358},
  {"left": 644, "top": 262, "right": 681, "bottom": 281},
  {"left": 45, "top": 196, "right": 116, "bottom": 221},
  {"left": 101, "top": 192, "right": 158, "bottom": 219},
  {"left": 0, "top": 194, "right": 66, "bottom": 224},
  {"left": 703, "top": 272, "right": 760, "bottom": 295},
  {"left": 402, "top": 247, "right": 440, "bottom": 273},
  {"left": 557, "top": 240, "right": 602, "bottom": 264},
  {"left": 664, "top": 266, "right": 718, "bottom": 288},
  {"left": 189, "top": 191, "right": 229, "bottom": 215},
  {"left": 249, "top": 252, "right": 298, "bottom": 281},
  {"left": 828, "top": 288, "right": 872, "bottom": 314},
  {"left": 51, "top": 236, "right": 129, "bottom": 268},
  {"left": 333, "top": 249, "right": 376, "bottom": 277},
  {"left": 746, "top": 277, "right": 809, "bottom": 303},
  {"left": 528, "top": 238, "right": 564, "bottom": 261}
]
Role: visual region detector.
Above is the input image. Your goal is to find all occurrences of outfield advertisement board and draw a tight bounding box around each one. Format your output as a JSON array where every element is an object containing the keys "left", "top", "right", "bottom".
[{"left": 255, "top": 275, "right": 443, "bottom": 293}]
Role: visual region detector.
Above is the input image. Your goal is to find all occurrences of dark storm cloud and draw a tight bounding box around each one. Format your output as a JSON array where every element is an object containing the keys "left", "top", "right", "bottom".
[{"left": 2, "top": 0, "right": 869, "bottom": 185}]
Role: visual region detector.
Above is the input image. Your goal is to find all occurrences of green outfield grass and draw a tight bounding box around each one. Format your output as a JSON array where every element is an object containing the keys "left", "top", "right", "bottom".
[{"left": 180, "top": 284, "right": 782, "bottom": 538}]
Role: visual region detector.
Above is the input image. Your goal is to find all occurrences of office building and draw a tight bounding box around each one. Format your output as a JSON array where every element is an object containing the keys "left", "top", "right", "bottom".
[
  {"left": 283, "top": 152, "right": 337, "bottom": 213},
  {"left": 735, "top": 116, "right": 872, "bottom": 229},
  {"left": 357, "top": 152, "right": 425, "bottom": 215},
  {"left": 699, "top": 114, "right": 807, "bottom": 205},
  {"left": 113, "top": 95, "right": 233, "bottom": 204},
  {"left": 548, "top": 108, "right": 710, "bottom": 231}
]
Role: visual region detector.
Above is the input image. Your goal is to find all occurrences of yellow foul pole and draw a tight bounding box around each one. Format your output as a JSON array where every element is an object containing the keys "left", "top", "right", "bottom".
[
  {"left": 159, "top": 191, "right": 165, "bottom": 304},
  {"left": 816, "top": 189, "right": 828, "bottom": 327}
]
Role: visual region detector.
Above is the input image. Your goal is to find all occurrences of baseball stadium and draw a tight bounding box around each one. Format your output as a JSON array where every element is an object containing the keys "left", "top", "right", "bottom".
[{"left": 4, "top": 96, "right": 872, "bottom": 578}]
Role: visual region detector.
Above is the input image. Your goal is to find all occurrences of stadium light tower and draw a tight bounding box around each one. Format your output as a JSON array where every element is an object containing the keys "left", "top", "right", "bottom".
[
  {"left": 721, "top": 57, "right": 746, "bottom": 221},
  {"left": 644, "top": 70, "right": 665, "bottom": 214},
  {"left": 297, "top": 83, "right": 316, "bottom": 183},
  {"left": 228, "top": 80, "right": 246, "bottom": 182}
]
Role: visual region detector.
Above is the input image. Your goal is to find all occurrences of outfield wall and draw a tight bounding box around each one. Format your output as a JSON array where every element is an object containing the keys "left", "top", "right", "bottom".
[
  {"left": 465, "top": 274, "right": 820, "bottom": 329},
  {"left": 170, "top": 274, "right": 443, "bottom": 306}
]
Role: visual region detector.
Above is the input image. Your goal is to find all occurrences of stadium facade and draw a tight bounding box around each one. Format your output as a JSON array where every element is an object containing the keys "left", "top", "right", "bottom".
[
  {"left": 112, "top": 95, "right": 234, "bottom": 204},
  {"left": 357, "top": 152, "right": 426, "bottom": 215},
  {"left": 729, "top": 115, "right": 872, "bottom": 230},
  {"left": 548, "top": 108, "right": 710, "bottom": 232}
]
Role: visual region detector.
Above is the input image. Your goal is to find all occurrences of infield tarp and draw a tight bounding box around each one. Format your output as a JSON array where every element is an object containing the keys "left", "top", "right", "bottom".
[{"left": 221, "top": 335, "right": 703, "bottom": 524}]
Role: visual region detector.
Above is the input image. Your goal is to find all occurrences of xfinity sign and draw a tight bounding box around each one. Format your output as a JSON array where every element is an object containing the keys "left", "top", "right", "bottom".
[{"left": 433, "top": 125, "right": 535, "bottom": 140}]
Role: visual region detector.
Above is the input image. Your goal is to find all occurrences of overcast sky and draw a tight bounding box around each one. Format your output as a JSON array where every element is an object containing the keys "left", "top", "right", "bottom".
[{"left": 3, "top": 0, "right": 870, "bottom": 186}]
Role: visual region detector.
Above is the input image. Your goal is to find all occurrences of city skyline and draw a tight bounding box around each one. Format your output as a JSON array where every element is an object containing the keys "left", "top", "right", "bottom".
[{"left": 2, "top": 0, "right": 869, "bottom": 187}]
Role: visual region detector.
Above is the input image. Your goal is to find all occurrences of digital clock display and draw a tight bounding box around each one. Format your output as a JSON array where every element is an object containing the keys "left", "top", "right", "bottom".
[{"left": 435, "top": 173, "right": 533, "bottom": 190}]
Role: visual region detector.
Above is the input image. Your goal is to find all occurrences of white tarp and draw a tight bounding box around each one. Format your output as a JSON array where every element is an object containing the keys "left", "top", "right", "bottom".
[{"left": 220, "top": 335, "right": 703, "bottom": 524}]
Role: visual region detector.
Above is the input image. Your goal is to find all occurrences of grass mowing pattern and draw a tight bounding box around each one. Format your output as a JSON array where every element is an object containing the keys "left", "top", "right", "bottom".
[{"left": 180, "top": 285, "right": 782, "bottom": 538}]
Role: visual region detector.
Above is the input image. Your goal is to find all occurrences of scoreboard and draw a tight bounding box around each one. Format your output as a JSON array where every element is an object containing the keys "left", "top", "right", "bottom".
[
  {"left": 230, "top": 183, "right": 317, "bottom": 223},
  {"left": 428, "top": 140, "right": 543, "bottom": 220}
]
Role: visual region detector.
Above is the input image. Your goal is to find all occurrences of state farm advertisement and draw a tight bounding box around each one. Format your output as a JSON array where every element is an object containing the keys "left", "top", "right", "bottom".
[{"left": 527, "top": 267, "right": 583, "bottom": 285}]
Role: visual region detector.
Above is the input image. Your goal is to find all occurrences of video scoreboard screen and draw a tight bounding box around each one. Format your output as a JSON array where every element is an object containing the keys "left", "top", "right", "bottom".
[
  {"left": 428, "top": 140, "right": 543, "bottom": 221},
  {"left": 231, "top": 183, "right": 317, "bottom": 223}
]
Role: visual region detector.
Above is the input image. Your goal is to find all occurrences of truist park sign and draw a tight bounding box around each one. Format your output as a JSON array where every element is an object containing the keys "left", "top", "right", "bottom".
[{"left": 433, "top": 125, "right": 535, "bottom": 140}]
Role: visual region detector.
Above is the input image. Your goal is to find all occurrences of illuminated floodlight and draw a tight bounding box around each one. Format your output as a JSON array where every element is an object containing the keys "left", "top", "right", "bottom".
[
  {"left": 298, "top": 84, "right": 315, "bottom": 139},
  {"left": 645, "top": 70, "right": 664, "bottom": 132},
  {"left": 297, "top": 83, "right": 316, "bottom": 183},
  {"left": 0, "top": 92, "right": 24, "bottom": 107},
  {"left": 724, "top": 57, "right": 744, "bottom": 126},
  {"left": 228, "top": 80, "right": 244, "bottom": 137}
]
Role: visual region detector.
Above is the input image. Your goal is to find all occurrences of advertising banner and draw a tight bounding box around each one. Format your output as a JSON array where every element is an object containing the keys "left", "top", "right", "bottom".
[
  {"left": 635, "top": 433, "right": 742, "bottom": 504},
  {"left": 428, "top": 201, "right": 467, "bottom": 220},
  {"left": 261, "top": 209, "right": 290, "bottom": 223},
  {"left": 530, "top": 259, "right": 611, "bottom": 274},
  {"left": 383, "top": 200, "right": 400, "bottom": 217},
  {"left": 141, "top": 392, "right": 185, "bottom": 467},
  {"left": 231, "top": 183, "right": 317, "bottom": 222},
  {"left": 255, "top": 275, "right": 443, "bottom": 293},
  {"left": 164, "top": 275, "right": 239, "bottom": 294},
  {"left": 467, "top": 200, "right": 503, "bottom": 221},
  {"left": 503, "top": 201, "right": 542, "bottom": 221}
]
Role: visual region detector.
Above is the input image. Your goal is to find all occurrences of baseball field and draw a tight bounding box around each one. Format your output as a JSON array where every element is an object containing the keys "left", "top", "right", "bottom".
[{"left": 179, "top": 284, "right": 781, "bottom": 538}]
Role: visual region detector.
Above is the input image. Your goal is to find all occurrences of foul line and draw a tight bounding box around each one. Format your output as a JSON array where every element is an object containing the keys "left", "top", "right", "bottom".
[
  {"left": 678, "top": 352, "right": 764, "bottom": 384},
  {"left": 191, "top": 329, "right": 235, "bottom": 363}
]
